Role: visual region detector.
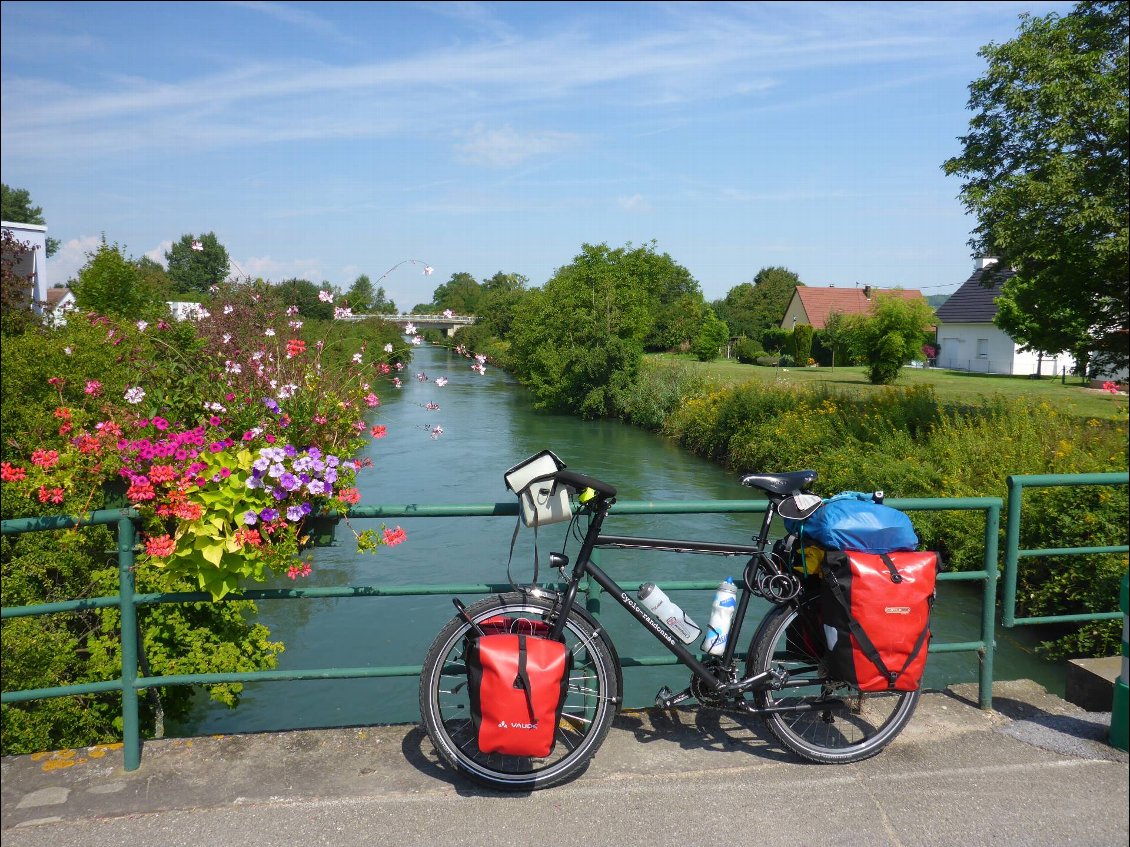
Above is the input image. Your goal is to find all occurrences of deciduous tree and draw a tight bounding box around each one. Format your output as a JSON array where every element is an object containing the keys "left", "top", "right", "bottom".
[
  {"left": 1, "top": 184, "right": 60, "bottom": 256},
  {"left": 847, "top": 293, "right": 936, "bottom": 384},
  {"left": 943, "top": 1, "right": 1128, "bottom": 375},
  {"left": 165, "top": 232, "right": 230, "bottom": 296}
]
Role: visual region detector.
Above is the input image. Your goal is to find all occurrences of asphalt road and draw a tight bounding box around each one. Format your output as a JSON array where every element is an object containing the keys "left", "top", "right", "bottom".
[{"left": 2, "top": 680, "right": 1127, "bottom": 847}]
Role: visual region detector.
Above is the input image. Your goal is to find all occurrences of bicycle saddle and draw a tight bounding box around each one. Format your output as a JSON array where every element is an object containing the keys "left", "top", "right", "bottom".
[{"left": 739, "top": 469, "right": 818, "bottom": 496}]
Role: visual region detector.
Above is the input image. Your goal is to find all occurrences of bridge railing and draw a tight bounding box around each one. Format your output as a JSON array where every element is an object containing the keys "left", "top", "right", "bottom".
[{"left": 2, "top": 495, "right": 1005, "bottom": 771}]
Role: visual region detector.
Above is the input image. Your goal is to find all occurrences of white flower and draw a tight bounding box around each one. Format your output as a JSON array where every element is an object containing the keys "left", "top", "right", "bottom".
[
  {"left": 412, "top": 335, "right": 423, "bottom": 346},
  {"left": 352, "top": 352, "right": 363, "bottom": 364},
  {"left": 383, "top": 343, "right": 393, "bottom": 353},
  {"left": 191, "top": 240, "right": 203, "bottom": 252},
  {"left": 222, "top": 333, "right": 232, "bottom": 344},
  {"left": 223, "top": 305, "right": 234, "bottom": 315},
  {"left": 124, "top": 386, "right": 146, "bottom": 404},
  {"left": 318, "top": 290, "right": 334, "bottom": 303},
  {"left": 435, "top": 377, "right": 448, "bottom": 387},
  {"left": 405, "top": 322, "right": 417, "bottom": 335},
  {"left": 64, "top": 346, "right": 73, "bottom": 356},
  {"left": 264, "top": 328, "right": 276, "bottom": 337},
  {"left": 334, "top": 306, "right": 353, "bottom": 320},
  {"left": 423, "top": 266, "right": 434, "bottom": 276},
  {"left": 443, "top": 309, "right": 454, "bottom": 319},
  {"left": 225, "top": 361, "right": 242, "bottom": 375},
  {"left": 136, "top": 320, "right": 148, "bottom": 332}
]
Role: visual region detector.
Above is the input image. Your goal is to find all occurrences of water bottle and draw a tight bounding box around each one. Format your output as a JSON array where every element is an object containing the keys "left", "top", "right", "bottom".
[
  {"left": 701, "top": 577, "right": 738, "bottom": 656},
  {"left": 638, "top": 583, "right": 701, "bottom": 644}
]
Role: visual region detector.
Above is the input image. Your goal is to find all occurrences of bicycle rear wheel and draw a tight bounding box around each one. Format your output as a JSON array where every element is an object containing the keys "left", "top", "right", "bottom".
[
  {"left": 419, "top": 591, "right": 620, "bottom": 791},
  {"left": 747, "top": 597, "right": 919, "bottom": 763}
]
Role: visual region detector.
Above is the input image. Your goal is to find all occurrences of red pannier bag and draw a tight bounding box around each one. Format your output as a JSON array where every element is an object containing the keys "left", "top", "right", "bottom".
[
  {"left": 466, "top": 618, "right": 571, "bottom": 757},
  {"left": 820, "top": 550, "right": 939, "bottom": 692}
]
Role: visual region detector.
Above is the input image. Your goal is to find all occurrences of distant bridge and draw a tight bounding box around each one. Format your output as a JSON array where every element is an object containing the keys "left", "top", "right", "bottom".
[{"left": 343, "top": 313, "right": 477, "bottom": 337}]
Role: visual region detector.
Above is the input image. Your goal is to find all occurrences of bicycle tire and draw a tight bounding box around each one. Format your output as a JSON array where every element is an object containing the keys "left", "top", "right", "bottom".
[
  {"left": 747, "top": 596, "right": 920, "bottom": 763},
  {"left": 419, "top": 591, "right": 620, "bottom": 791}
]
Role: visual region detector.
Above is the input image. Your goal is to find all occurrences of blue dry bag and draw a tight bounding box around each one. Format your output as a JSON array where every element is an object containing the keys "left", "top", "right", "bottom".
[{"left": 795, "top": 492, "right": 918, "bottom": 554}]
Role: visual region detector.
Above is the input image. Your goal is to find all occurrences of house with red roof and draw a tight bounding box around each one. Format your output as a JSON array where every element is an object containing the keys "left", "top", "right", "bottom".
[{"left": 779, "top": 284, "right": 927, "bottom": 330}]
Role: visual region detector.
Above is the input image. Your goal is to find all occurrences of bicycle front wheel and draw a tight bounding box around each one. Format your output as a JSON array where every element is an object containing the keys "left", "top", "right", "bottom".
[
  {"left": 747, "top": 598, "right": 920, "bottom": 764},
  {"left": 419, "top": 591, "right": 620, "bottom": 791}
]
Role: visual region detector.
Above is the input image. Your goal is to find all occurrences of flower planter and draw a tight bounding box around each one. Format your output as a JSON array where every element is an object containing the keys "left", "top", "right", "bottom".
[{"left": 300, "top": 515, "right": 340, "bottom": 548}]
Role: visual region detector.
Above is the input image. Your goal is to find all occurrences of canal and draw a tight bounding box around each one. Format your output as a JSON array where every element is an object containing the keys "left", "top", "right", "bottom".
[{"left": 173, "top": 342, "right": 1066, "bottom": 735}]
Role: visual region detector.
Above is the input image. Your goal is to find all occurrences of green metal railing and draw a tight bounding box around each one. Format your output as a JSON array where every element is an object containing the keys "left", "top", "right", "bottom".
[
  {"left": 5, "top": 495, "right": 1001, "bottom": 770},
  {"left": 1002, "top": 472, "right": 1129, "bottom": 628}
]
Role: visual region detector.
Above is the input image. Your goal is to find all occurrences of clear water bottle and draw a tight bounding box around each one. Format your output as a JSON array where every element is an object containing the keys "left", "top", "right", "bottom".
[
  {"left": 638, "top": 583, "right": 701, "bottom": 644},
  {"left": 701, "top": 577, "right": 738, "bottom": 656}
]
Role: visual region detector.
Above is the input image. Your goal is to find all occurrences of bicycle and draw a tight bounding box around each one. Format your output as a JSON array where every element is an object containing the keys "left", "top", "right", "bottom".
[{"left": 418, "top": 464, "right": 921, "bottom": 790}]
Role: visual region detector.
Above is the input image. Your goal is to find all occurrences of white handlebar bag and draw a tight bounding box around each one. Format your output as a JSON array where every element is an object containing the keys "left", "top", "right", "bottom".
[{"left": 504, "top": 450, "right": 574, "bottom": 527}]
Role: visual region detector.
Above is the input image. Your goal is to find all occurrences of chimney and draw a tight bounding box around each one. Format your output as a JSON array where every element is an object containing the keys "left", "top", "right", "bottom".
[
  {"left": 863, "top": 285, "right": 872, "bottom": 299},
  {"left": 976, "top": 256, "right": 999, "bottom": 270}
]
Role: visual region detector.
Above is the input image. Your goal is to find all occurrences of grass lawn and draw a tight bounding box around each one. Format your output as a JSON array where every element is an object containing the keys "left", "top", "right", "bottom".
[{"left": 647, "top": 354, "right": 1129, "bottom": 422}]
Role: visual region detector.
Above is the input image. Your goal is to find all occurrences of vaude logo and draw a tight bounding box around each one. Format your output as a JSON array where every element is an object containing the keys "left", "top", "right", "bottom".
[
  {"left": 497, "top": 720, "right": 539, "bottom": 730},
  {"left": 885, "top": 606, "right": 911, "bottom": 615}
]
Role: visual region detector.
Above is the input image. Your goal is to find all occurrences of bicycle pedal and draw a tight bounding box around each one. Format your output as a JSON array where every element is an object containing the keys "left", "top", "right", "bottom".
[{"left": 654, "top": 686, "right": 692, "bottom": 709}]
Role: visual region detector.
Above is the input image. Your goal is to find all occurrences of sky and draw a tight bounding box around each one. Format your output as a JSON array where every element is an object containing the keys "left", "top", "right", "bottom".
[{"left": 1, "top": 0, "right": 1077, "bottom": 311}]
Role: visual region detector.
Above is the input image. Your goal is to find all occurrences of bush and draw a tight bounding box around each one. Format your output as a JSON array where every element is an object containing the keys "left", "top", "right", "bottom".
[
  {"left": 755, "top": 355, "right": 781, "bottom": 367},
  {"left": 660, "top": 379, "right": 1129, "bottom": 658},
  {"left": 732, "top": 337, "right": 763, "bottom": 364}
]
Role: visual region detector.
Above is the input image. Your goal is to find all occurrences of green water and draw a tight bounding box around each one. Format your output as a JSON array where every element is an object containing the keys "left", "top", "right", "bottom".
[{"left": 172, "top": 344, "right": 1065, "bottom": 736}]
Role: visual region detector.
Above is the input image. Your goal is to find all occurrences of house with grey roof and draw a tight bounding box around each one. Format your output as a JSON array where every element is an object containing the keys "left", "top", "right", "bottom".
[{"left": 934, "top": 258, "right": 1075, "bottom": 377}]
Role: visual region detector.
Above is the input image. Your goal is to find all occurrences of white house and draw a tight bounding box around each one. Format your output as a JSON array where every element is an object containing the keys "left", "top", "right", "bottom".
[
  {"left": 1, "top": 220, "right": 49, "bottom": 312},
  {"left": 934, "top": 258, "right": 1075, "bottom": 377},
  {"left": 44, "top": 287, "right": 77, "bottom": 326}
]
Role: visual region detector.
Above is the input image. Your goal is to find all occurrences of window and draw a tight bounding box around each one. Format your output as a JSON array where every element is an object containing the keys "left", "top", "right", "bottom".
[{"left": 976, "top": 338, "right": 988, "bottom": 359}]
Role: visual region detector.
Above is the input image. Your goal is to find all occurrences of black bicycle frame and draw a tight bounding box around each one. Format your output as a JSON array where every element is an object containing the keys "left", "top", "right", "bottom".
[{"left": 549, "top": 497, "right": 785, "bottom": 697}]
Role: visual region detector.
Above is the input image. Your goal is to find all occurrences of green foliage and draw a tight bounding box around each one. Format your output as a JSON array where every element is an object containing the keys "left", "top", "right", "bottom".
[
  {"left": 269, "top": 278, "right": 334, "bottom": 319},
  {"left": 165, "top": 232, "right": 230, "bottom": 296},
  {"left": 660, "top": 377, "right": 1128, "bottom": 658},
  {"left": 72, "top": 240, "right": 164, "bottom": 319},
  {"left": 846, "top": 293, "right": 936, "bottom": 384},
  {"left": 618, "top": 358, "right": 709, "bottom": 430},
  {"left": 427, "top": 271, "right": 483, "bottom": 314},
  {"left": 344, "top": 274, "right": 375, "bottom": 313},
  {"left": 732, "top": 337, "right": 764, "bottom": 364},
  {"left": 1, "top": 183, "right": 60, "bottom": 256},
  {"left": 760, "top": 326, "right": 790, "bottom": 354},
  {"left": 508, "top": 242, "right": 696, "bottom": 417},
  {"left": 792, "top": 323, "right": 814, "bottom": 365},
  {"left": 943, "top": 1, "right": 1129, "bottom": 374},
  {"left": 0, "top": 528, "right": 283, "bottom": 755},
  {"left": 1, "top": 230, "right": 38, "bottom": 337},
  {"left": 691, "top": 310, "right": 729, "bottom": 361},
  {"left": 712, "top": 267, "right": 802, "bottom": 342}
]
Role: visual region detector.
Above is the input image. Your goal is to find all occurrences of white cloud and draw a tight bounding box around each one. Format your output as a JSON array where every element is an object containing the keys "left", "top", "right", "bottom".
[
  {"left": 145, "top": 241, "right": 173, "bottom": 267},
  {"left": 233, "top": 255, "right": 324, "bottom": 283},
  {"left": 617, "top": 194, "right": 652, "bottom": 213},
  {"left": 454, "top": 123, "right": 580, "bottom": 168},
  {"left": 47, "top": 235, "right": 102, "bottom": 285}
]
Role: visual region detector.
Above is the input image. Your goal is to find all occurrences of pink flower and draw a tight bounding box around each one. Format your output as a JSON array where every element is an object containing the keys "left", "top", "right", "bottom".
[
  {"left": 144, "top": 534, "right": 177, "bottom": 558},
  {"left": 318, "top": 289, "right": 334, "bottom": 303},
  {"left": 383, "top": 526, "right": 407, "bottom": 546},
  {"left": 31, "top": 449, "right": 59, "bottom": 469},
  {"left": 365, "top": 393, "right": 380, "bottom": 408},
  {"left": 1, "top": 462, "right": 27, "bottom": 482},
  {"left": 84, "top": 380, "right": 103, "bottom": 396},
  {"left": 371, "top": 425, "right": 387, "bottom": 438}
]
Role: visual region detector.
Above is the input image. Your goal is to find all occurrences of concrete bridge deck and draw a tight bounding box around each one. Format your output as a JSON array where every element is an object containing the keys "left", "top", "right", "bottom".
[{"left": 1, "top": 680, "right": 1126, "bottom": 847}]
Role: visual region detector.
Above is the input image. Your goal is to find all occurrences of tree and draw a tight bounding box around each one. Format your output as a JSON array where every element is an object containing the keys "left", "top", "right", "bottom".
[
  {"left": 427, "top": 272, "right": 483, "bottom": 314},
  {"left": 1, "top": 230, "right": 37, "bottom": 336},
  {"left": 847, "top": 293, "right": 936, "bottom": 384},
  {"left": 1, "top": 184, "right": 60, "bottom": 256},
  {"left": 943, "top": 1, "right": 1129, "bottom": 375},
  {"left": 712, "top": 267, "right": 802, "bottom": 343},
  {"left": 478, "top": 272, "right": 529, "bottom": 338},
  {"left": 792, "top": 323, "right": 814, "bottom": 366},
  {"left": 345, "top": 274, "right": 375, "bottom": 313},
  {"left": 509, "top": 242, "right": 691, "bottom": 416},
  {"left": 372, "top": 285, "right": 397, "bottom": 314},
  {"left": 165, "top": 232, "right": 230, "bottom": 296},
  {"left": 816, "top": 310, "right": 854, "bottom": 369},
  {"left": 72, "top": 240, "right": 160, "bottom": 319},
  {"left": 270, "top": 278, "right": 334, "bottom": 320},
  {"left": 691, "top": 310, "right": 730, "bottom": 361}
]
